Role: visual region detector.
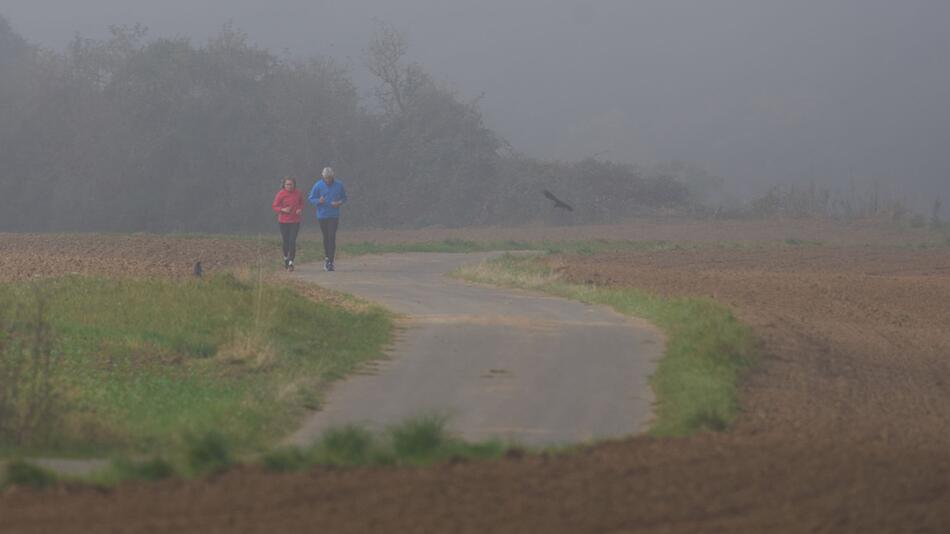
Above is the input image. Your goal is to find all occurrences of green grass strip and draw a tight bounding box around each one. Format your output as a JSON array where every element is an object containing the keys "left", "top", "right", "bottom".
[
  {"left": 0, "top": 273, "right": 391, "bottom": 456},
  {"left": 262, "top": 415, "right": 507, "bottom": 472},
  {"left": 2, "top": 415, "right": 511, "bottom": 490},
  {"left": 454, "top": 253, "right": 755, "bottom": 436}
]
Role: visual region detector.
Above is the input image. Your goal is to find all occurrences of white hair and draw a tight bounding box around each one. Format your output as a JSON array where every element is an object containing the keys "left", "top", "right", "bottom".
[{"left": 321, "top": 167, "right": 334, "bottom": 178}]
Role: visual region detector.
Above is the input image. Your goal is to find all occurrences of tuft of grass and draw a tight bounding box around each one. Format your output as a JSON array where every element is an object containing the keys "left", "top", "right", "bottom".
[
  {"left": 455, "top": 253, "right": 755, "bottom": 437},
  {"left": 316, "top": 424, "right": 376, "bottom": 465},
  {"left": 3, "top": 460, "right": 57, "bottom": 489},
  {"left": 389, "top": 415, "right": 449, "bottom": 460},
  {"left": 380, "top": 416, "right": 505, "bottom": 465},
  {"left": 185, "top": 431, "right": 233, "bottom": 475},
  {"left": 262, "top": 417, "right": 507, "bottom": 473}
]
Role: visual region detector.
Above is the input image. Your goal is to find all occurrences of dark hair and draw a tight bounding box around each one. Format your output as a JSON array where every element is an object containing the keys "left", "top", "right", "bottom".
[{"left": 282, "top": 177, "right": 297, "bottom": 188}]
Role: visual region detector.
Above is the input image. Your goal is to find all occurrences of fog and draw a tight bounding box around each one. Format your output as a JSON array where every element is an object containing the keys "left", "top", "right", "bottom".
[{"left": 4, "top": 0, "right": 949, "bottom": 208}]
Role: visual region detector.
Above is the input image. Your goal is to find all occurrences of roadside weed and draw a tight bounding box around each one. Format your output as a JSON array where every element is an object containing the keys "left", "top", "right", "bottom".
[
  {"left": 389, "top": 415, "right": 450, "bottom": 460},
  {"left": 315, "top": 424, "right": 376, "bottom": 465},
  {"left": 186, "top": 431, "right": 233, "bottom": 475}
]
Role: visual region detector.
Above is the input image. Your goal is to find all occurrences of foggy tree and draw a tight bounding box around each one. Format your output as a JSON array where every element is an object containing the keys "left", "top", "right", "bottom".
[
  {"left": 0, "top": 16, "right": 688, "bottom": 232},
  {"left": 362, "top": 22, "right": 504, "bottom": 225},
  {"left": 0, "top": 15, "right": 32, "bottom": 209},
  {"left": 366, "top": 21, "right": 414, "bottom": 116}
]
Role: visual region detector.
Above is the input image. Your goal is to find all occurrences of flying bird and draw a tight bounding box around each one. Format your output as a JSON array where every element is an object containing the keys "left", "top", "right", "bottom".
[{"left": 543, "top": 189, "right": 574, "bottom": 211}]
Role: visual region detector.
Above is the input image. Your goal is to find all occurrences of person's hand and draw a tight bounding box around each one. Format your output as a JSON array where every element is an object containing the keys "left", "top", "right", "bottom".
[
  {"left": 295, "top": 209, "right": 302, "bottom": 215},
  {"left": 318, "top": 196, "right": 326, "bottom": 204},
  {"left": 331, "top": 200, "right": 342, "bottom": 208},
  {"left": 281, "top": 207, "right": 291, "bottom": 213}
]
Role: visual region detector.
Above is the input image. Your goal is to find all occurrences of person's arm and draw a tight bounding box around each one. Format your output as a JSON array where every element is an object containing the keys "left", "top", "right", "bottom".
[
  {"left": 308, "top": 183, "right": 323, "bottom": 206},
  {"left": 331, "top": 184, "right": 347, "bottom": 207},
  {"left": 293, "top": 190, "right": 304, "bottom": 215},
  {"left": 272, "top": 190, "right": 287, "bottom": 214}
]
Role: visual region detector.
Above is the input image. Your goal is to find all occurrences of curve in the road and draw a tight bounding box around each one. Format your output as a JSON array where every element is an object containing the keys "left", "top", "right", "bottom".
[{"left": 287, "top": 252, "right": 663, "bottom": 447}]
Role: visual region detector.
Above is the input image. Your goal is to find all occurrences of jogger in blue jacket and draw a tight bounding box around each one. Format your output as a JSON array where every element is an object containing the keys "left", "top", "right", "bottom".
[{"left": 308, "top": 167, "right": 347, "bottom": 271}]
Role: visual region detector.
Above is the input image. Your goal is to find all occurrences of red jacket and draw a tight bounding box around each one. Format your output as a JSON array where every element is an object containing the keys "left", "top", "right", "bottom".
[{"left": 272, "top": 188, "right": 304, "bottom": 223}]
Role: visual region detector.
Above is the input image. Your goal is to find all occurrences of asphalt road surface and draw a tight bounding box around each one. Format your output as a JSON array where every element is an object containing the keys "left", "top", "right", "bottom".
[{"left": 287, "top": 252, "right": 663, "bottom": 447}]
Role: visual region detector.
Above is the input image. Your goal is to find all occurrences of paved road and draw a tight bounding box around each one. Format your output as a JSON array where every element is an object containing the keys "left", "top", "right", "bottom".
[{"left": 287, "top": 252, "right": 662, "bottom": 447}]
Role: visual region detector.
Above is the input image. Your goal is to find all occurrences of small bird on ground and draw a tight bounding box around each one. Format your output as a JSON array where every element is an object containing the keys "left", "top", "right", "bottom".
[
  {"left": 543, "top": 189, "right": 574, "bottom": 211},
  {"left": 193, "top": 261, "right": 203, "bottom": 278}
]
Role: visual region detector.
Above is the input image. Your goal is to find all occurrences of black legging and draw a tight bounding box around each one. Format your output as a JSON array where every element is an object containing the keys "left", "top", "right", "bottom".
[
  {"left": 279, "top": 222, "right": 300, "bottom": 262},
  {"left": 319, "top": 217, "right": 339, "bottom": 262}
]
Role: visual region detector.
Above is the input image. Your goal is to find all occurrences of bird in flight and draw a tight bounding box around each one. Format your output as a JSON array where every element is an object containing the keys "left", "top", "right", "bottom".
[{"left": 543, "top": 190, "right": 574, "bottom": 211}]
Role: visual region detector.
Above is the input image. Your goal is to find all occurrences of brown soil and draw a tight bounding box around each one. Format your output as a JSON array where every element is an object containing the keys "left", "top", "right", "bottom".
[
  {"left": 0, "top": 233, "right": 268, "bottom": 282},
  {"left": 2, "top": 220, "right": 950, "bottom": 533}
]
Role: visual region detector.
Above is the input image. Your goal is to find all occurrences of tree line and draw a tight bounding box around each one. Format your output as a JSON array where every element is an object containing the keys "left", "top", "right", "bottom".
[{"left": 0, "top": 16, "right": 689, "bottom": 233}]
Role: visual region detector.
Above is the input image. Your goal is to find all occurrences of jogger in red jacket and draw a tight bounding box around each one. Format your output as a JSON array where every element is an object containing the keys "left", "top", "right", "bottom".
[{"left": 272, "top": 177, "right": 304, "bottom": 271}]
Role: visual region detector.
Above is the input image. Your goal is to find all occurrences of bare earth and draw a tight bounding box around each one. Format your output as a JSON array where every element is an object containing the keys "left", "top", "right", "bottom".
[{"left": 2, "top": 219, "right": 949, "bottom": 533}]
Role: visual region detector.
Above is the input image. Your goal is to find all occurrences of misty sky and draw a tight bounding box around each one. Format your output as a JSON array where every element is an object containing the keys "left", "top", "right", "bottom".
[{"left": 4, "top": 1, "right": 949, "bottom": 204}]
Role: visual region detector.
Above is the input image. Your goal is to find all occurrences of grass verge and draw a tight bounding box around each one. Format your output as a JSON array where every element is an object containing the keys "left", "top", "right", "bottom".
[
  {"left": 0, "top": 272, "right": 391, "bottom": 457},
  {"left": 262, "top": 415, "right": 507, "bottom": 472},
  {"left": 1, "top": 416, "right": 509, "bottom": 490},
  {"left": 454, "top": 253, "right": 755, "bottom": 436}
]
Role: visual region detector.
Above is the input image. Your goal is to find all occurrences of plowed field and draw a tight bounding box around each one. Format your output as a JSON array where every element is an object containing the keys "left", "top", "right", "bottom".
[{"left": 2, "top": 220, "right": 950, "bottom": 533}]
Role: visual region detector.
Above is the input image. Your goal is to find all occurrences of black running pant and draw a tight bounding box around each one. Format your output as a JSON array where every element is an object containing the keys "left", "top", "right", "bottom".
[
  {"left": 319, "top": 217, "right": 339, "bottom": 262},
  {"left": 279, "top": 222, "right": 300, "bottom": 262}
]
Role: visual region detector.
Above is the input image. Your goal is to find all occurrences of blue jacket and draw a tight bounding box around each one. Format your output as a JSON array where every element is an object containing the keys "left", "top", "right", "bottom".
[{"left": 308, "top": 179, "right": 347, "bottom": 219}]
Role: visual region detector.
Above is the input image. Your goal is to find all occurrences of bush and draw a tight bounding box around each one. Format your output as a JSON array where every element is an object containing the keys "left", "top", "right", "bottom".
[
  {"left": 727, "top": 181, "right": 937, "bottom": 225},
  {"left": 0, "top": 286, "right": 63, "bottom": 447}
]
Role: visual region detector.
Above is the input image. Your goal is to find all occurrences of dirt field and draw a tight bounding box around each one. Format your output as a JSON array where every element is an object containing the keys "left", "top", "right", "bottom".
[
  {"left": 2, "top": 219, "right": 950, "bottom": 533},
  {"left": 0, "top": 233, "right": 269, "bottom": 281}
]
